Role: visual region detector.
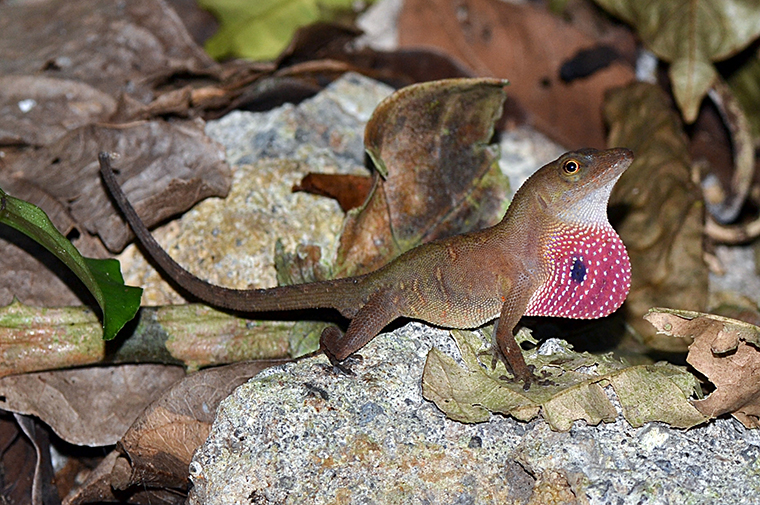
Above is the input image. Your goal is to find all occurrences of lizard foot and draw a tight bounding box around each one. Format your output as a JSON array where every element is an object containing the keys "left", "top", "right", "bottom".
[
  {"left": 500, "top": 368, "right": 555, "bottom": 390},
  {"left": 325, "top": 354, "right": 363, "bottom": 376},
  {"left": 479, "top": 346, "right": 553, "bottom": 390},
  {"left": 320, "top": 325, "right": 362, "bottom": 375}
]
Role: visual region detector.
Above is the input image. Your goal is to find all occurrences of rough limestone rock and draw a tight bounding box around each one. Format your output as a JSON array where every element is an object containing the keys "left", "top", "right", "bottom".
[{"left": 188, "top": 323, "right": 760, "bottom": 504}]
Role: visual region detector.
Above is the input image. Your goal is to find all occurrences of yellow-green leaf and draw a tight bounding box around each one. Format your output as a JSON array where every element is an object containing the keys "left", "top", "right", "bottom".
[{"left": 200, "top": 0, "right": 357, "bottom": 61}]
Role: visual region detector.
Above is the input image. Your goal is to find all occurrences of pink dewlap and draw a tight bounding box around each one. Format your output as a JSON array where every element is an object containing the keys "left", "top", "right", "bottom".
[{"left": 525, "top": 224, "right": 631, "bottom": 319}]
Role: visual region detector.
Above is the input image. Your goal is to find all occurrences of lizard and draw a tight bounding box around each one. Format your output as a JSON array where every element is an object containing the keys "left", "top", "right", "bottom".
[{"left": 98, "top": 147, "right": 633, "bottom": 387}]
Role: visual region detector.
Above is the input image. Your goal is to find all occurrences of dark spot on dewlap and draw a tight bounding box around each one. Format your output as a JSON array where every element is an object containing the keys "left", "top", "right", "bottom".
[{"left": 570, "top": 257, "right": 586, "bottom": 283}]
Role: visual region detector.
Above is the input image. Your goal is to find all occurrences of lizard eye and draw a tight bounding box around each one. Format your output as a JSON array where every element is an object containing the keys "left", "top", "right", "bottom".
[{"left": 562, "top": 160, "right": 580, "bottom": 174}]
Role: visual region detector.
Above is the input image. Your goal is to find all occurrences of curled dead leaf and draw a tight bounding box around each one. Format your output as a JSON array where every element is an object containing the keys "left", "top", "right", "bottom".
[
  {"left": 645, "top": 308, "right": 760, "bottom": 428},
  {"left": 422, "top": 328, "right": 707, "bottom": 430},
  {"left": 336, "top": 78, "right": 509, "bottom": 277},
  {"left": 113, "top": 360, "right": 287, "bottom": 493}
]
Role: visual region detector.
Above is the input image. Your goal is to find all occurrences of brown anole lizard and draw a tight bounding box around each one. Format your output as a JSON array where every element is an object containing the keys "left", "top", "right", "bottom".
[{"left": 99, "top": 147, "right": 632, "bottom": 386}]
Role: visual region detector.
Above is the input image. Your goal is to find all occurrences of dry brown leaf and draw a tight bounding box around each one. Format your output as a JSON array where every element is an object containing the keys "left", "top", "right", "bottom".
[
  {"left": 14, "top": 414, "right": 60, "bottom": 505},
  {"left": 113, "top": 360, "right": 286, "bottom": 493},
  {"left": 63, "top": 451, "right": 182, "bottom": 505},
  {"left": 604, "top": 83, "right": 708, "bottom": 351},
  {"left": 398, "top": 0, "right": 635, "bottom": 148},
  {"left": 1, "top": 120, "right": 231, "bottom": 254},
  {"left": 0, "top": 0, "right": 217, "bottom": 105},
  {"left": 0, "top": 414, "right": 58, "bottom": 505},
  {"left": 292, "top": 173, "right": 374, "bottom": 212},
  {"left": 0, "top": 365, "right": 186, "bottom": 447},
  {"left": 0, "top": 228, "right": 87, "bottom": 307},
  {"left": 645, "top": 308, "right": 760, "bottom": 428},
  {"left": 335, "top": 78, "right": 509, "bottom": 277},
  {"left": 0, "top": 75, "right": 116, "bottom": 147}
]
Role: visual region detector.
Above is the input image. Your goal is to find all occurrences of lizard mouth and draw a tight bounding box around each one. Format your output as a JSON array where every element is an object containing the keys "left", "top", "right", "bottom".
[{"left": 577, "top": 147, "right": 633, "bottom": 192}]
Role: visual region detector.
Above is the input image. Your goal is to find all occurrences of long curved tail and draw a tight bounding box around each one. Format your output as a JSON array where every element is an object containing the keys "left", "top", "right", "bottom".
[{"left": 98, "top": 153, "right": 358, "bottom": 314}]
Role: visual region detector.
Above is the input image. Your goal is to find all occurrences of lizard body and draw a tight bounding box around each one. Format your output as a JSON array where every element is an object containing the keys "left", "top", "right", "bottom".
[{"left": 99, "top": 147, "right": 632, "bottom": 385}]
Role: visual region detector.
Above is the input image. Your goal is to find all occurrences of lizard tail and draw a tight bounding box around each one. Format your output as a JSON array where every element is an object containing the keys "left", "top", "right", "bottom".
[{"left": 98, "top": 153, "right": 359, "bottom": 314}]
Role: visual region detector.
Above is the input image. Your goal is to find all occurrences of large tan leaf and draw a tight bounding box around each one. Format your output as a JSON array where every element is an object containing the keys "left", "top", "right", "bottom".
[
  {"left": 399, "top": 0, "right": 635, "bottom": 148},
  {"left": 604, "top": 82, "right": 708, "bottom": 350},
  {"left": 335, "top": 78, "right": 509, "bottom": 277},
  {"left": 592, "top": 0, "right": 760, "bottom": 122}
]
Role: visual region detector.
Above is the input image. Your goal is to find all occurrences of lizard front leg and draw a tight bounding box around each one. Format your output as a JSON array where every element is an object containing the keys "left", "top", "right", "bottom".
[{"left": 493, "top": 281, "right": 538, "bottom": 388}]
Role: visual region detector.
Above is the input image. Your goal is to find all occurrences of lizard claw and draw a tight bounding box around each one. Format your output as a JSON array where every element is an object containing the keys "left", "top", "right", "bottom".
[
  {"left": 479, "top": 346, "right": 554, "bottom": 390},
  {"left": 325, "top": 353, "right": 362, "bottom": 376}
]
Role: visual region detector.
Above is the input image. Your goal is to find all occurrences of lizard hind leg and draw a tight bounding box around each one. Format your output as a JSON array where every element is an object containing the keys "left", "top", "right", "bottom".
[{"left": 320, "top": 290, "right": 401, "bottom": 365}]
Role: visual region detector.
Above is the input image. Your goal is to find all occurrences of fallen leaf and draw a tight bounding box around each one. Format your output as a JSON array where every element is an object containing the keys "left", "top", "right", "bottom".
[
  {"left": 592, "top": 0, "right": 760, "bottom": 122},
  {"left": 399, "top": 0, "right": 635, "bottom": 148},
  {"left": 697, "top": 79, "right": 755, "bottom": 224},
  {"left": 276, "top": 22, "right": 475, "bottom": 87},
  {"left": 0, "top": 227, "right": 86, "bottom": 307},
  {"left": 0, "top": 415, "right": 51, "bottom": 505},
  {"left": 2, "top": 120, "right": 231, "bottom": 253},
  {"left": 63, "top": 451, "right": 182, "bottom": 505},
  {"left": 14, "top": 414, "right": 60, "bottom": 505},
  {"left": 728, "top": 47, "right": 760, "bottom": 140},
  {"left": 423, "top": 328, "right": 707, "bottom": 430},
  {"left": 292, "top": 173, "right": 373, "bottom": 212},
  {"left": 604, "top": 82, "right": 708, "bottom": 351},
  {"left": 113, "top": 361, "right": 286, "bottom": 492},
  {"left": 200, "top": 0, "right": 356, "bottom": 61},
  {"left": 645, "top": 308, "right": 760, "bottom": 428},
  {"left": 0, "top": 76, "right": 116, "bottom": 147},
  {"left": 0, "top": 0, "right": 217, "bottom": 103},
  {"left": 335, "top": 78, "right": 510, "bottom": 276},
  {"left": 0, "top": 365, "right": 185, "bottom": 446}
]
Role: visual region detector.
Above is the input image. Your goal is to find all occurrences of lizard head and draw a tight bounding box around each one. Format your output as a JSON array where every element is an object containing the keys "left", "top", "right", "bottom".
[
  {"left": 532, "top": 147, "right": 633, "bottom": 226},
  {"left": 523, "top": 147, "right": 633, "bottom": 320}
]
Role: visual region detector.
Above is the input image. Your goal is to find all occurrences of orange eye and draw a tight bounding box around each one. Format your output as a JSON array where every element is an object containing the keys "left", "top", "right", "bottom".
[{"left": 563, "top": 160, "right": 580, "bottom": 174}]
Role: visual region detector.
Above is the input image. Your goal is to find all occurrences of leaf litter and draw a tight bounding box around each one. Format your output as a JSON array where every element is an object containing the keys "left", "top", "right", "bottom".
[
  {"left": 604, "top": 82, "right": 708, "bottom": 351},
  {"left": 2, "top": 0, "right": 760, "bottom": 502}
]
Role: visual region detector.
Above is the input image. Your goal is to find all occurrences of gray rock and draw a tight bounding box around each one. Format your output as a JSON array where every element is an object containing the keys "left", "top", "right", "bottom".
[
  {"left": 118, "top": 73, "right": 392, "bottom": 305},
  {"left": 188, "top": 324, "right": 760, "bottom": 504},
  {"left": 188, "top": 324, "right": 535, "bottom": 505}
]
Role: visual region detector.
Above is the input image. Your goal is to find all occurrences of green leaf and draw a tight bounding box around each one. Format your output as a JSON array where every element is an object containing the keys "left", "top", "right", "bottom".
[
  {"left": 0, "top": 187, "right": 142, "bottom": 340},
  {"left": 199, "top": 0, "right": 357, "bottom": 61},
  {"left": 592, "top": 0, "right": 760, "bottom": 122}
]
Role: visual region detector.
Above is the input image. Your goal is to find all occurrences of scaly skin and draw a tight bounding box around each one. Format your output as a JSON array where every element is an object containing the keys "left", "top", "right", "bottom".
[{"left": 99, "top": 147, "right": 632, "bottom": 386}]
